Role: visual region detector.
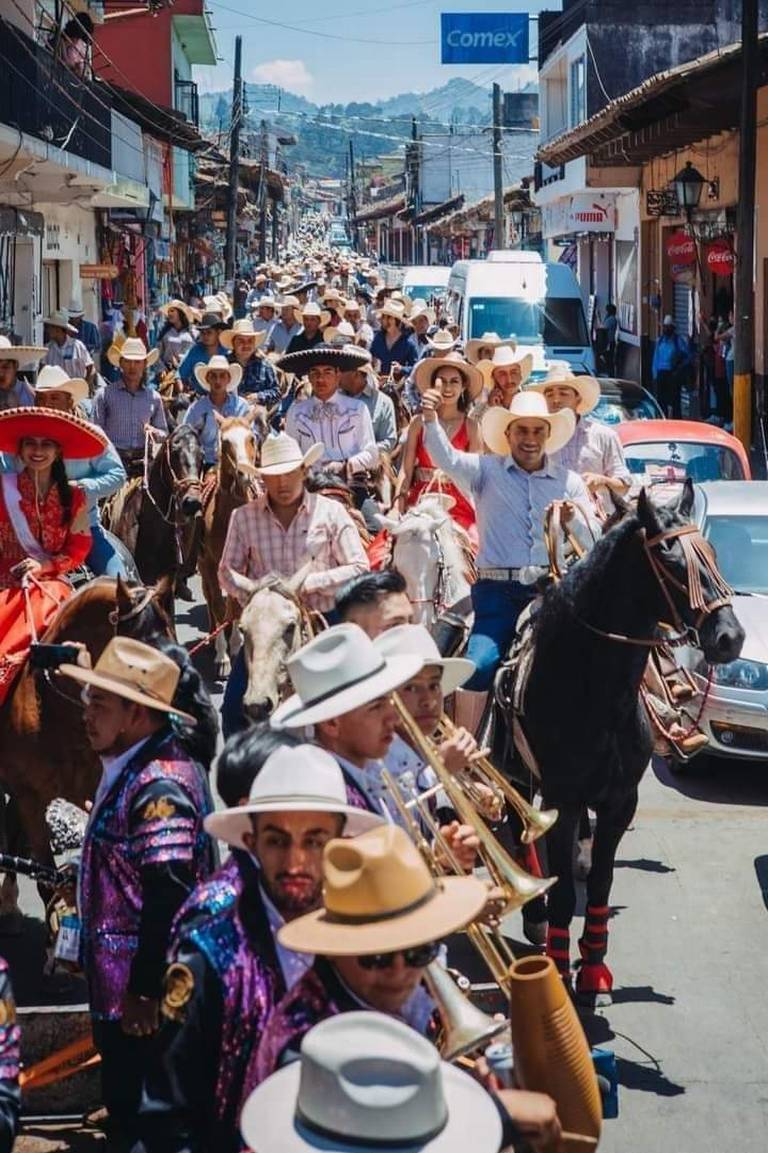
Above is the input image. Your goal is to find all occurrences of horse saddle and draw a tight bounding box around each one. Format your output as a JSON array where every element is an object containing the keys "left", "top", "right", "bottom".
[{"left": 494, "top": 597, "right": 543, "bottom": 782}]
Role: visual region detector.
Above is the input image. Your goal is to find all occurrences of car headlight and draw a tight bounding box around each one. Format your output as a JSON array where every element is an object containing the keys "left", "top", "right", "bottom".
[{"left": 711, "top": 659, "right": 768, "bottom": 690}]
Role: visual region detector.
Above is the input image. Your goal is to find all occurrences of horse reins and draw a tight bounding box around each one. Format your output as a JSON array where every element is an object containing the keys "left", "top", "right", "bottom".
[{"left": 142, "top": 428, "right": 202, "bottom": 528}]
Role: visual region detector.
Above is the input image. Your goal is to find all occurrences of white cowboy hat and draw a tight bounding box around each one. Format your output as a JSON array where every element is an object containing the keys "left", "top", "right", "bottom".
[
  {"left": 465, "top": 331, "right": 518, "bottom": 364},
  {"left": 194, "top": 355, "right": 243, "bottom": 392},
  {"left": 425, "top": 330, "right": 459, "bottom": 354},
  {"left": 375, "top": 624, "right": 474, "bottom": 696},
  {"left": 44, "top": 309, "right": 77, "bottom": 336},
  {"left": 481, "top": 390, "right": 576, "bottom": 457},
  {"left": 478, "top": 344, "right": 534, "bottom": 389},
  {"left": 279, "top": 295, "right": 301, "bottom": 312},
  {"left": 377, "top": 300, "right": 406, "bottom": 323},
  {"left": 204, "top": 744, "right": 382, "bottom": 849},
  {"left": 160, "top": 299, "right": 196, "bottom": 325},
  {"left": 254, "top": 295, "right": 278, "bottom": 311},
  {"left": 241, "top": 1012, "right": 502, "bottom": 1153},
  {"left": 296, "top": 302, "right": 331, "bottom": 328},
  {"left": 219, "top": 319, "right": 267, "bottom": 351},
  {"left": 407, "top": 298, "right": 436, "bottom": 327},
  {"left": 0, "top": 335, "right": 45, "bottom": 368},
  {"left": 33, "top": 364, "right": 88, "bottom": 404},
  {"left": 256, "top": 432, "right": 324, "bottom": 476},
  {"left": 390, "top": 292, "right": 413, "bottom": 318},
  {"left": 106, "top": 337, "right": 160, "bottom": 369},
  {"left": 527, "top": 361, "right": 600, "bottom": 416},
  {"left": 271, "top": 624, "right": 423, "bottom": 729},
  {"left": 321, "top": 288, "right": 344, "bottom": 305},
  {"left": 66, "top": 300, "right": 85, "bottom": 319},
  {"left": 322, "top": 321, "right": 357, "bottom": 346},
  {"left": 412, "top": 351, "right": 484, "bottom": 400}
]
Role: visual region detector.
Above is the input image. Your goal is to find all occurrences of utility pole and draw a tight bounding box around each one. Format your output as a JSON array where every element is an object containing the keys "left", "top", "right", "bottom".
[
  {"left": 348, "top": 138, "right": 358, "bottom": 252},
  {"left": 224, "top": 35, "right": 242, "bottom": 283},
  {"left": 259, "top": 119, "right": 269, "bottom": 263},
  {"left": 492, "top": 82, "right": 505, "bottom": 251},
  {"left": 734, "top": 0, "right": 758, "bottom": 450}
]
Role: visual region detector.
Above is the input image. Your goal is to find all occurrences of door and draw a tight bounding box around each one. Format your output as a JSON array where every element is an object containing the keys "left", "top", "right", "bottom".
[{"left": 42, "top": 260, "right": 60, "bottom": 319}]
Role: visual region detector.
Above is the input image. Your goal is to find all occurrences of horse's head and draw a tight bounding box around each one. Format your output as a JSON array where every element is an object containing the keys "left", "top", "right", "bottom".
[
  {"left": 226, "top": 568, "right": 312, "bottom": 721},
  {"left": 379, "top": 495, "right": 469, "bottom": 626},
  {"left": 113, "top": 574, "right": 175, "bottom": 640},
  {"left": 165, "top": 424, "right": 204, "bottom": 518},
  {"left": 636, "top": 479, "right": 745, "bottom": 664},
  {"left": 217, "top": 412, "right": 262, "bottom": 496}
]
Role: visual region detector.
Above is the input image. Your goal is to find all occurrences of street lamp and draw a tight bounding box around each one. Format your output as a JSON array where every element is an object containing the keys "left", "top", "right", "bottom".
[{"left": 673, "top": 161, "right": 705, "bottom": 220}]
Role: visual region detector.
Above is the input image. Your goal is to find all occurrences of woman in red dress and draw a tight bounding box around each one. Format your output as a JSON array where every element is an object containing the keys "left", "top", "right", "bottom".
[
  {"left": 395, "top": 352, "right": 484, "bottom": 546},
  {"left": 0, "top": 407, "right": 105, "bottom": 705}
]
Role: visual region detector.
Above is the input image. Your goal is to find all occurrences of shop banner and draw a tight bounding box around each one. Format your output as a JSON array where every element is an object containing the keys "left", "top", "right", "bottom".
[{"left": 440, "top": 13, "right": 529, "bottom": 64}]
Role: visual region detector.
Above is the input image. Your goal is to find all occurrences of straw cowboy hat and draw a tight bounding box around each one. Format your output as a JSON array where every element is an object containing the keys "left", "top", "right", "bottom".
[
  {"left": 66, "top": 300, "right": 85, "bottom": 319},
  {"left": 160, "top": 299, "right": 196, "bottom": 325},
  {"left": 296, "top": 301, "right": 331, "bottom": 328},
  {"left": 254, "top": 295, "right": 278, "bottom": 311},
  {"left": 477, "top": 344, "right": 534, "bottom": 389},
  {"left": 44, "top": 309, "right": 77, "bottom": 336},
  {"left": 204, "top": 744, "right": 382, "bottom": 849},
  {"left": 481, "top": 391, "right": 576, "bottom": 457},
  {"left": 194, "top": 355, "right": 243, "bottom": 392},
  {"left": 256, "top": 432, "right": 324, "bottom": 476},
  {"left": 219, "top": 318, "right": 267, "bottom": 351},
  {"left": 0, "top": 406, "right": 106, "bottom": 459},
  {"left": 271, "top": 623, "right": 423, "bottom": 729},
  {"left": 240, "top": 1012, "right": 502, "bottom": 1153},
  {"left": 203, "top": 293, "right": 233, "bottom": 321},
  {"left": 465, "top": 331, "right": 517, "bottom": 364},
  {"left": 377, "top": 299, "right": 407, "bottom": 323},
  {"left": 279, "top": 295, "right": 301, "bottom": 313},
  {"left": 321, "top": 288, "right": 344, "bottom": 307},
  {"left": 0, "top": 335, "right": 46, "bottom": 368},
  {"left": 33, "top": 364, "right": 89, "bottom": 404},
  {"left": 407, "top": 299, "right": 436, "bottom": 327},
  {"left": 528, "top": 360, "right": 600, "bottom": 416},
  {"left": 412, "top": 351, "right": 484, "bottom": 400},
  {"left": 322, "top": 321, "right": 357, "bottom": 346},
  {"left": 390, "top": 292, "right": 412, "bottom": 318},
  {"left": 375, "top": 624, "right": 474, "bottom": 697},
  {"left": 107, "top": 337, "right": 159, "bottom": 369},
  {"left": 425, "top": 330, "right": 459, "bottom": 354},
  {"left": 278, "top": 823, "right": 489, "bottom": 955},
  {"left": 59, "top": 636, "right": 196, "bottom": 725},
  {"left": 277, "top": 343, "right": 372, "bottom": 378}
]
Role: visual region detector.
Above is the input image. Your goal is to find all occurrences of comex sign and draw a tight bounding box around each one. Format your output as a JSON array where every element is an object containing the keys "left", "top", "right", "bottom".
[{"left": 441, "top": 13, "right": 529, "bottom": 65}]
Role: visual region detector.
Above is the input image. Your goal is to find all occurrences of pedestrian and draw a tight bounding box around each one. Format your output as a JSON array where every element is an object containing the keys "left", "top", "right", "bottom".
[
  {"left": 220, "top": 319, "right": 281, "bottom": 409},
  {"left": 178, "top": 313, "right": 228, "bottom": 393},
  {"left": 44, "top": 309, "right": 94, "bottom": 386},
  {"left": 91, "top": 338, "right": 167, "bottom": 474},
  {"left": 651, "top": 315, "right": 690, "bottom": 419},
  {"left": 286, "top": 302, "right": 329, "bottom": 355},
  {"left": 0, "top": 336, "right": 45, "bottom": 410},
  {"left": 602, "top": 303, "right": 618, "bottom": 376},
  {"left": 334, "top": 570, "right": 413, "bottom": 637},
  {"left": 156, "top": 300, "right": 197, "bottom": 370},
  {"left": 182, "top": 357, "right": 250, "bottom": 470},
  {"left": 66, "top": 301, "right": 102, "bottom": 369}
]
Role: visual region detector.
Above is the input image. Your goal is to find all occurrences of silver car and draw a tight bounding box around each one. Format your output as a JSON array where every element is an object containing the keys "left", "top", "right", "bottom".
[{"left": 679, "top": 482, "right": 768, "bottom": 765}]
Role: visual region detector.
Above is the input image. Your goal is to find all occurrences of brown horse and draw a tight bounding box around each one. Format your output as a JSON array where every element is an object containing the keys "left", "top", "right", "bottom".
[
  {"left": 198, "top": 410, "right": 268, "bottom": 678},
  {"left": 0, "top": 576, "right": 173, "bottom": 892}
]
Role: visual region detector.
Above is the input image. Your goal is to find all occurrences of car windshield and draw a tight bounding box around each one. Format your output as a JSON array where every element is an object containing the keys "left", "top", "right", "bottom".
[
  {"left": 592, "top": 393, "right": 660, "bottom": 424},
  {"left": 704, "top": 515, "right": 768, "bottom": 594},
  {"left": 623, "top": 441, "right": 746, "bottom": 484},
  {"left": 468, "top": 297, "right": 589, "bottom": 347},
  {"left": 403, "top": 285, "right": 446, "bottom": 300}
]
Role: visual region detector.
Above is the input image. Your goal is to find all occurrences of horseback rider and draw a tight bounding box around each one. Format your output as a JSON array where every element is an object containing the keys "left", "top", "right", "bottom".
[
  {"left": 221, "top": 319, "right": 281, "bottom": 410},
  {"left": 182, "top": 357, "right": 251, "bottom": 471},
  {"left": 177, "top": 313, "right": 228, "bottom": 394},
  {"left": 0, "top": 335, "right": 45, "bottom": 410},
  {"left": 91, "top": 338, "right": 167, "bottom": 477}
]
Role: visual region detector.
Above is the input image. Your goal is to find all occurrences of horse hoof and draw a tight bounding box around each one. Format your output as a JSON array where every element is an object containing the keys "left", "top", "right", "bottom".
[{"left": 215, "top": 659, "right": 232, "bottom": 680}]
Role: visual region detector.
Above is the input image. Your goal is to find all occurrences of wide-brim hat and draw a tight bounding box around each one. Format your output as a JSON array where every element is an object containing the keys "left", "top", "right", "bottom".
[
  {"left": 0, "top": 336, "right": 46, "bottom": 368},
  {"left": 33, "top": 365, "right": 89, "bottom": 404},
  {"left": 196, "top": 311, "right": 227, "bottom": 333},
  {"left": 194, "top": 355, "right": 243, "bottom": 392},
  {"left": 254, "top": 295, "right": 278, "bottom": 311},
  {"left": 204, "top": 744, "right": 383, "bottom": 848},
  {"left": 408, "top": 299, "right": 436, "bottom": 327},
  {"left": 277, "top": 344, "right": 372, "bottom": 378},
  {"left": 44, "top": 310, "right": 77, "bottom": 336},
  {"left": 527, "top": 361, "right": 600, "bottom": 415},
  {"left": 425, "top": 330, "right": 458, "bottom": 353},
  {"left": 0, "top": 406, "right": 106, "bottom": 459},
  {"left": 478, "top": 346, "right": 534, "bottom": 389},
  {"left": 278, "top": 824, "right": 489, "bottom": 955},
  {"left": 279, "top": 295, "right": 301, "bottom": 311},
  {"left": 374, "top": 624, "right": 474, "bottom": 696},
  {"left": 58, "top": 636, "right": 196, "bottom": 725},
  {"left": 296, "top": 303, "right": 331, "bottom": 327},
  {"left": 323, "top": 321, "right": 357, "bottom": 346},
  {"left": 161, "top": 299, "right": 195, "bottom": 325},
  {"left": 107, "top": 337, "right": 159, "bottom": 369},
  {"left": 377, "top": 300, "right": 406, "bottom": 323},
  {"left": 481, "top": 392, "right": 576, "bottom": 457},
  {"left": 257, "top": 432, "right": 324, "bottom": 476},
  {"left": 272, "top": 624, "right": 423, "bottom": 730},
  {"left": 412, "top": 353, "right": 483, "bottom": 400},
  {"left": 219, "top": 321, "right": 266, "bottom": 351},
  {"left": 465, "top": 332, "right": 518, "bottom": 364}
]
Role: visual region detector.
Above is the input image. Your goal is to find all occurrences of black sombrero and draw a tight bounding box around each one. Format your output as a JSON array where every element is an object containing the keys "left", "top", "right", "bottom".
[{"left": 276, "top": 343, "right": 372, "bottom": 377}]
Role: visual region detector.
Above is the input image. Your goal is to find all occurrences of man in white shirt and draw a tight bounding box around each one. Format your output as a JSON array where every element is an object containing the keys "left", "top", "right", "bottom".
[{"left": 44, "top": 309, "right": 94, "bottom": 386}]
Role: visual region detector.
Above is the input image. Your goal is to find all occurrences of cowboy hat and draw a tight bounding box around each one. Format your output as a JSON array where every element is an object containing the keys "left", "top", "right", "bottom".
[
  {"left": 377, "top": 300, "right": 406, "bottom": 323},
  {"left": 425, "top": 330, "right": 458, "bottom": 354},
  {"left": 412, "top": 351, "right": 483, "bottom": 400},
  {"left": 0, "top": 406, "right": 106, "bottom": 459},
  {"left": 271, "top": 624, "right": 423, "bottom": 729},
  {"left": 322, "top": 321, "right": 357, "bottom": 346},
  {"left": 59, "top": 636, "right": 196, "bottom": 725},
  {"left": 254, "top": 295, "right": 278, "bottom": 311},
  {"left": 44, "top": 310, "right": 77, "bottom": 336},
  {"left": 278, "top": 824, "right": 489, "bottom": 955},
  {"left": 204, "top": 293, "right": 233, "bottom": 321},
  {"left": 390, "top": 292, "right": 412, "bottom": 318},
  {"left": 160, "top": 299, "right": 195, "bottom": 325},
  {"left": 481, "top": 391, "right": 576, "bottom": 457},
  {"left": 204, "top": 744, "right": 382, "bottom": 849},
  {"left": 477, "top": 344, "right": 534, "bottom": 389},
  {"left": 106, "top": 337, "right": 160, "bottom": 369},
  {"left": 219, "top": 319, "right": 267, "bottom": 351},
  {"left": 374, "top": 625, "right": 474, "bottom": 696},
  {"left": 321, "top": 288, "right": 343, "bottom": 306},
  {"left": 296, "top": 302, "right": 331, "bottom": 328},
  {"left": 0, "top": 335, "right": 46, "bottom": 368},
  {"left": 527, "top": 361, "right": 600, "bottom": 416},
  {"left": 66, "top": 300, "right": 85, "bottom": 318},
  {"left": 407, "top": 299, "right": 436, "bottom": 327},
  {"left": 277, "top": 343, "right": 372, "bottom": 378},
  {"left": 256, "top": 432, "right": 324, "bottom": 476},
  {"left": 240, "top": 1012, "right": 502, "bottom": 1153},
  {"left": 465, "top": 331, "right": 518, "bottom": 364},
  {"left": 33, "top": 364, "right": 88, "bottom": 404},
  {"left": 194, "top": 355, "right": 243, "bottom": 392},
  {"left": 196, "top": 311, "right": 227, "bottom": 333},
  {"left": 279, "top": 295, "right": 301, "bottom": 312}
]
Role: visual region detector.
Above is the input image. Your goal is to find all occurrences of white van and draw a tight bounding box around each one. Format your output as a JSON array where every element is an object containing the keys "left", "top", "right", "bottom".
[
  {"left": 401, "top": 265, "right": 451, "bottom": 304},
  {"left": 446, "top": 257, "right": 594, "bottom": 374}
]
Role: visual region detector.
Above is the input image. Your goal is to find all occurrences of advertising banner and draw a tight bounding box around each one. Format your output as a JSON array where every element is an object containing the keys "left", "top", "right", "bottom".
[
  {"left": 666, "top": 230, "right": 696, "bottom": 283},
  {"left": 440, "top": 13, "right": 529, "bottom": 65},
  {"left": 704, "top": 238, "right": 735, "bottom": 279}
]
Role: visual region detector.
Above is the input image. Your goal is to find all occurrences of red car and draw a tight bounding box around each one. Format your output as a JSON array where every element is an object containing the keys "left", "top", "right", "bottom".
[{"left": 617, "top": 420, "right": 751, "bottom": 489}]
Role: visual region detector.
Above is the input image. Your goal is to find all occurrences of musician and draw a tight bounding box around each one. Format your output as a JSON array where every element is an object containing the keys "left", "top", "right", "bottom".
[
  {"left": 91, "top": 338, "right": 167, "bottom": 475},
  {"left": 0, "top": 957, "right": 20, "bottom": 1152},
  {"left": 335, "top": 570, "right": 413, "bottom": 637},
  {"left": 136, "top": 735, "right": 381, "bottom": 1153},
  {"left": 60, "top": 638, "right": 215, "bottom": 1147}
]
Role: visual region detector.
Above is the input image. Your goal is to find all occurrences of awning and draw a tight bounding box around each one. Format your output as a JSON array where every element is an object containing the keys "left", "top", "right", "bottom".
[{"left": 355, "top": 194, "right": 407, "bottom": 223}]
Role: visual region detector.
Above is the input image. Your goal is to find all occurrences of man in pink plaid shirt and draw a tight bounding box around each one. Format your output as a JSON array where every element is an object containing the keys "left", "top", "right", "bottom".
[{"left": 218, "top": 432, "right": 369, "bottom": 735}]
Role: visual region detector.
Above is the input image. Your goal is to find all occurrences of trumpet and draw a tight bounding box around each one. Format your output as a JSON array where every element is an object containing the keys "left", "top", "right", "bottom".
[{"left": 434, "top": 714, "right": 559, "bottom": 844}]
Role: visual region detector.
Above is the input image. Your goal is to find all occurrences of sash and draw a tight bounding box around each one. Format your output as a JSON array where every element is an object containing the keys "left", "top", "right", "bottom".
[{"left": 1, "top": 473, "right": 53, "bottom": 564}]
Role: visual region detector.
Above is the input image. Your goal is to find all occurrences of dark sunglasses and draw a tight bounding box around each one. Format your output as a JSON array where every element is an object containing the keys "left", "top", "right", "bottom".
[{"left": 357, "top": 941, "right": 440, "bottom": 971}]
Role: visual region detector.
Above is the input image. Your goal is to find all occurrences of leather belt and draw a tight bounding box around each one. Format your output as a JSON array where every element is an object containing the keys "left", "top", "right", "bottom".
[{"left": 477, "top": 567, "right": 524, "bottom": 582}]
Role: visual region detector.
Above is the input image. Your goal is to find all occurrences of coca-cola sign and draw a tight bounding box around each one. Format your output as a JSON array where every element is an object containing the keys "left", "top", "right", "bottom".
[
  {"left": 705, "top": 239, "right": 734, "bottom": 279},
  {"left": 666, "top": 229, "right": 696, "bottom": 283}
]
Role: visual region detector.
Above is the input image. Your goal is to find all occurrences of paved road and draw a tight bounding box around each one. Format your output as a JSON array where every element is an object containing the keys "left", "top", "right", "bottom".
[{"left": 13, "top": 578, "right": 768, "bottom": 1150}]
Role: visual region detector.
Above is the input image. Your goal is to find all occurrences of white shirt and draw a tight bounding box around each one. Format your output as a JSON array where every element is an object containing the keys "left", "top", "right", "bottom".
[
  {"left": 286, "top": 390, "right": 378, "bottom": 473},
  {"left": 333, "top": 744, "right": 438, "bottom": 832},
  {"left": 260, "top": 882, "right": 314, "bottom": 990},
  {"left": 45, "top": 336, "right": 93, "bottom": 379}
]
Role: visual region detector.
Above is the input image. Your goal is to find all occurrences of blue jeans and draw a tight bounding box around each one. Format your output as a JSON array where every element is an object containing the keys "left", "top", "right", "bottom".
[
  {"left": 87, "top": 522, "right": 128, "bottom": 578},
  {"left": 465, "top": 579, "right": 537, "bottom": 691}
]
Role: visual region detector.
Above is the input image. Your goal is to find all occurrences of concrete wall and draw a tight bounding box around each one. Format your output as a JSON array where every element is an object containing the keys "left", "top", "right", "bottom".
[{"left": 40, "top": 202, "right": 100, "bottom": 338}]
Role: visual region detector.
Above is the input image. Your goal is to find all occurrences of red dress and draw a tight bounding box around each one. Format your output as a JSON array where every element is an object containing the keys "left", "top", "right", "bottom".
[
  {"left": 408, "top": 420, "right": 477, "bottom": 540},
  {"left": 0, "top": 474, "right": 91, "bottom": 705}
]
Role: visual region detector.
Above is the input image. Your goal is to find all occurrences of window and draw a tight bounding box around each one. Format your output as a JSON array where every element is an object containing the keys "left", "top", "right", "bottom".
[
  {"left": 174, "top": 71, "right": 199, "bottom": 127},
  {"left": 569, "top": 56, "right": 586, "bottom": 127}
]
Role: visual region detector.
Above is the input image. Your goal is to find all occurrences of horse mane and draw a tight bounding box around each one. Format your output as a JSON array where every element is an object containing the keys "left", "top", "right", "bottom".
[{"left": 42, "top": 577, "right": 117, "bottom": 640}]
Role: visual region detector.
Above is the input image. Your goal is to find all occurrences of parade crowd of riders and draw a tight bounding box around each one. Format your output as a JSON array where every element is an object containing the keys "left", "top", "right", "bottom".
[{"left": 0, "top": 218, "right": 724, "bottom": 1152}]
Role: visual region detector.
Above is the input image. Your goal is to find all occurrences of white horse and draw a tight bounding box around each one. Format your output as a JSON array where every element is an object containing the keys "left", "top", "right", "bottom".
[{"left": 377, "top": 495, "right": 475, "bottom": 629}]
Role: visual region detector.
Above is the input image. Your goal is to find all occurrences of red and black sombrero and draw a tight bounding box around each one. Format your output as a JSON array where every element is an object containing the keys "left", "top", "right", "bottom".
[{"left": 0, "top": 407, "right": 107, "bottom": 459}]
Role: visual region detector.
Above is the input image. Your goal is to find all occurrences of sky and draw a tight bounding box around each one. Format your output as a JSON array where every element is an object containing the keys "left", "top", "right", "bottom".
[{"left": 195, "top": 0, "right": 560, "bottom": 105}]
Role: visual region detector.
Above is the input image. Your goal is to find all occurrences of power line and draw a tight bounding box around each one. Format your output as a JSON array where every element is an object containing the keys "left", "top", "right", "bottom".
[{"left": 211, "top": 1, "right": 434, "bottom": 45}]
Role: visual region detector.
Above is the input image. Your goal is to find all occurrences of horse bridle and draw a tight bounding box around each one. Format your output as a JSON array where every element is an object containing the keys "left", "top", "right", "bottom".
[
  {"left": 388, "top": 513, "right": 448, "bottom": 618},
  {"left": 143, "top": 429, "right": 202, "bottom": 527}
]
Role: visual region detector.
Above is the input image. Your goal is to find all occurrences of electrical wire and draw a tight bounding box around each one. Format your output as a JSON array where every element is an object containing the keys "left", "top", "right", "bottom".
[{"left": 211, "top": 0, "right": 434, "bottom": 45}]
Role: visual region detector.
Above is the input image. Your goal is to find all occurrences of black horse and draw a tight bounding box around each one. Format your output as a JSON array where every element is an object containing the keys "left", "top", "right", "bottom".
[{"left": 509, "top": 481, "right": 744, "bottom": 1002}]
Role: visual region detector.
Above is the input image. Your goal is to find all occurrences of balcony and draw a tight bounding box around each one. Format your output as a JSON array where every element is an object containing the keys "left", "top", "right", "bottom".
[
  {"left": 174, "top": 72, "right": 199, "bottom": 128},
  {"left": 0, "top": 17, "right": 111, "bottom": 170}
]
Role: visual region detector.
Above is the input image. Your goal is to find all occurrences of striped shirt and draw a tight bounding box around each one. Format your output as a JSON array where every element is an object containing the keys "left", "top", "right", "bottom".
[
  {"left": 91, "top": 379, "right": 168, "bottom": 450},
  {"left": 219, "top": 490, "right": 369, "bottom": 613}
]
